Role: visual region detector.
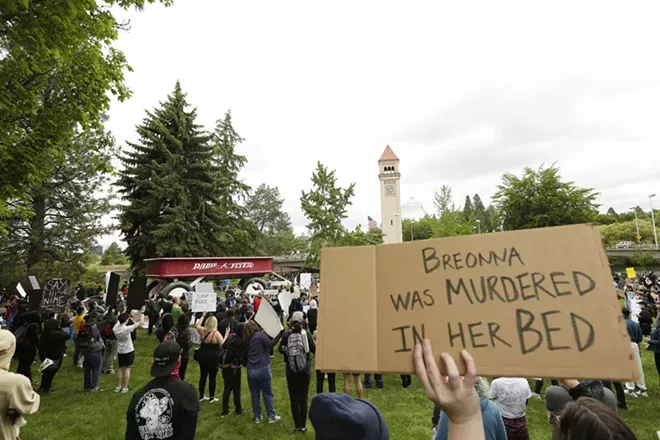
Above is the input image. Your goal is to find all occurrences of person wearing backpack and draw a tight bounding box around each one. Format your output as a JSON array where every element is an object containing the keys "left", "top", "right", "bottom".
[
  {"left": 220, "top": 323, "right": 247, "bottom": 416},
  {"left": 79, "top": 313, "right": 104, "bottom": 392},
  {"left": 113, "top": 308, "right": 146, "bottom": 393},
  {"left": 194, "top": 314, "right": 229, "bottom": 404},
  {"left": 145, "top": 297, "right": 161, "bottom": 336},
  {"left": 16, "top": 312, "right": 41, "bottom": 383},
  {"left": 279, "top": 311, "right": 316, "bottom": 434},
  {"left": 99, "top": 308, "right": 119, "bottom": 375}
]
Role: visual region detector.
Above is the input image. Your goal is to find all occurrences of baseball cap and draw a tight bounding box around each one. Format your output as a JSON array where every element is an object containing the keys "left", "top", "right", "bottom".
[
  {"left": 290, "top": 311, "right": 304, "bottom": 323},
  {"left": 151, "top": 340, "right": 181, "bottom": 378}
]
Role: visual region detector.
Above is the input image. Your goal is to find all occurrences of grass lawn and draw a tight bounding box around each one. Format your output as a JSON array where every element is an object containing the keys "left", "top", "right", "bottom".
[{"left": 18, "top": 329, "right": 660, "bottom": 440}]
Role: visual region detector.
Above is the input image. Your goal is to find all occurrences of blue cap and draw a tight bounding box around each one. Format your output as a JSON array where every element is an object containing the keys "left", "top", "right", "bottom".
[{"left": 310, "top": 393, "right": 389, "bottom": 440}]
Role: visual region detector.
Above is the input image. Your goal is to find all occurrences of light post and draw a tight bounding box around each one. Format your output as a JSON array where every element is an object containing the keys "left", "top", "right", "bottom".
[
  {"left": 410, "top": 220, "right": 415, "bottom": 242},
  {"left": 476, "top": 219, "right": 481, "bottom": 234},
  {"left": 650, "top": 194, "right": 658, "bottom": 248},
  {"left": 631, "top": 207, "right": 640, "bottom": 241}
]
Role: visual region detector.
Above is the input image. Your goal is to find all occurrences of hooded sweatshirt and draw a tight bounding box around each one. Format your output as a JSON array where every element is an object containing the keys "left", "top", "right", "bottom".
[
  {"left": 0, "top": 330, "right": 40, "bottom": 439},
  {"left": 436, "top": 397, "right": 507, "bottom": 440}
]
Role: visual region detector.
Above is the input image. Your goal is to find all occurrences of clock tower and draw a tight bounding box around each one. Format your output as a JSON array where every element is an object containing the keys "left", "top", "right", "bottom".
[{"left": 379, "top": 145, "right": 403, "bottom": 244}]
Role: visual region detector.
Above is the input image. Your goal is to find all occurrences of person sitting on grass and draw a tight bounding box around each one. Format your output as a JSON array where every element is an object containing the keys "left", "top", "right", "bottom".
[{"left": 125, "top": 340, "right": 200, "bottom": 440}]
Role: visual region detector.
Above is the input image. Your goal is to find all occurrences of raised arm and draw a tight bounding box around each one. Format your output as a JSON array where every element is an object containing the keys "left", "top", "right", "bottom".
[{"left": 414, "top": 340, "right": 485, "bottom": 440}]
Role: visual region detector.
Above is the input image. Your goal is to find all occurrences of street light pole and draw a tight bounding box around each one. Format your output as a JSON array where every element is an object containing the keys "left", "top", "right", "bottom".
[
  {"left": 410, "top": 220, "right": 414, "bottom": 242},
  {"left": 650, "top": 194, "right": 658, "bottom": 248},
  {"left": 476, "top": 219, "right": 481, "bottom": 234},
  {"left": 631, "top": 207, "right": 640, "bottom": 240}
]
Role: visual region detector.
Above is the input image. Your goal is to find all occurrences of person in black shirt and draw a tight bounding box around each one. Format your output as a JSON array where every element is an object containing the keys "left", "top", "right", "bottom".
[
  {"left": 218, "top": 309, "right": 239, "bottom": 336},
  {"left": 38, "top": 319, "right": 68, "bottom": 393},
  {"left": 126, "top": 341, "right": 200, "bottom": 440},
  {"left": 16, "top": 312, "right": 41, "bottom": 383}
]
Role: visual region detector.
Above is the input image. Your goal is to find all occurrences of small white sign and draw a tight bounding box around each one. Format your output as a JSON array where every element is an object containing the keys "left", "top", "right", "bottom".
[
  {"left": 190, "top": 292, "right": 217, "bottom": 312},
  {"left": 300, "top": 273, "right": 312, "bottom": 290},
  {"left": 16, "top": 283, "right": 27, "bottom": 298},
  {"left": 195, "top": 282, "right": 215, "bottom": 294},
  {"left": 255, "top": 299, "right": 283, "bottom": 339},
  {"left": 303, "top": 305, "right": 310, "bottom": 314},
  {"left": 28, "top": 276, "right": 40, "bottom": 290},
  {"left": 278, "top": 291, "right": 294, "bottom": 313}
]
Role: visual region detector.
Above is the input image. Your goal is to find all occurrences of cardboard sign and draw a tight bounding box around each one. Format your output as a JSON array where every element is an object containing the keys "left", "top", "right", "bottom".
[
  {"left": 41, "top": 279, "right": 70, "bottom": 313},
  {"left": 16, "top": 283, "right": 27, "bottom": 298},
  {"left": 28, "top": 276, "right": 40, "bottom": 290},
  {"left": 127, "top": 276, "right": 148, "bottom": 310},
  {"left": 191, "top": 292, "right": 217, "bottom": 312},
  {"left": 317, "top": 225, "right": 637, "bottom": 380},
  {"left": 255, "top": 298, "right": 283, "bottom": 338},
  {"left": 28, "top": 289, "right": 43, "bottom": 312},
  {"left": 310, "top": 284, "right": 318, "bottom": 298},
  {"left": 626, "top": 267, "right": 637, "bottom": 279},
  {"left": 106, "top": 272, "right": 121, "bottom": 307}
]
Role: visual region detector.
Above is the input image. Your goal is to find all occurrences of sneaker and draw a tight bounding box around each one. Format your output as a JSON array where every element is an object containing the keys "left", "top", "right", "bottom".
[
  {"left": 432, "top": 427, "right": 437, "bottom": 440},
  {"left": 221, "top": 411, "right": 232, "bottom": 417},
  {"left": 199, "top": 396, "right": 209, "bottom": 402},
  {"left": 209, "top": 398, "right": 218, "bottom": 404},
  {"left": 114, "top": 386, "right": 123, "bottom": 393},
  {"left": 531, "top": 393, "right": 541, "bottom": 400},
  {"left": 268, "top": 415, "right": 281, "bottom": 424},
  {"left": 299, "top": 428, "right": 307, "bottom": 434},
  {"left": 235, "top": 410, "right": 244, "bottom": 416},
  {"left": 254, "top": 416, "right": 262, "bottom": 424},
  {"left": 639, "top": 391, "right": 649, "bottom": 397},
  {"left": 121, "top": 387, "right": 129, "bottom": 393},
  {"left": 624, "top": 390, "right": 638, "bottom": 398}
]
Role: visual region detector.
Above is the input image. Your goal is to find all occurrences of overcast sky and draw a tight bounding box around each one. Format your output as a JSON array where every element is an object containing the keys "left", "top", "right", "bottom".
[{"left": 102, "top": 0, "right": 660, "bottom": 247}]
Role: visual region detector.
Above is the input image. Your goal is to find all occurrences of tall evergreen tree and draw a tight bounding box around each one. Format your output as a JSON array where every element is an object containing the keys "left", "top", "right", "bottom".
[
  {"left": 117, "top": 82, "right": 247, "bottom": 273},
  {"left": 463, "top": 195, "right": 474, "bottom": 221}
]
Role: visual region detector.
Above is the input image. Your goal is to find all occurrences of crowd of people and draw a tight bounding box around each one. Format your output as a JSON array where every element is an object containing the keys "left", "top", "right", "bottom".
[{"left": 0, "top": 271, "right": 656, "bottom": 439}]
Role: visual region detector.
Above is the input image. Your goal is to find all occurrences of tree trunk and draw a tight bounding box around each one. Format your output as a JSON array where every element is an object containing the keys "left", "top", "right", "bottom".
[{"left": 26, "top": 189, "right": 46, "bottom": 273}]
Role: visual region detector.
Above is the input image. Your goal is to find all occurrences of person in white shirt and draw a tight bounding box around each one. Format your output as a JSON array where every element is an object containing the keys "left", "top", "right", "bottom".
[
  {"left": 113, "top": 308, "right": 145, "bottom": 393},
  {"left": 488, "top": 377, "right": 532, "bottom": 440}
]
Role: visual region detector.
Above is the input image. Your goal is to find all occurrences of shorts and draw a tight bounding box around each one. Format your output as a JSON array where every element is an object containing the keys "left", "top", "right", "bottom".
[{"left": 118, "top": 351, "right": 135, "bottom": 368}]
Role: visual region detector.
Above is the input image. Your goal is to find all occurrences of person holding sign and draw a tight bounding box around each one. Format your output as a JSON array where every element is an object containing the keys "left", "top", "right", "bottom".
[
  {"left": 279, "top": 311, "right": 316, "bottom": 434},
  {"left": 113, "top": 308, "right": 146, "bottom": 393},
  {"left": 244, "top": 320, "right": 283, "bottom": 425},
  {"left": 195, "top": 313, "right": 230, "bottom": 404}
]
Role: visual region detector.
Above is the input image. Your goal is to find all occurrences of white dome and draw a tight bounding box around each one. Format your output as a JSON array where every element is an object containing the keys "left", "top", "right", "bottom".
[{"left": 402, "top": 197, "right": 427, "bottom": 220}]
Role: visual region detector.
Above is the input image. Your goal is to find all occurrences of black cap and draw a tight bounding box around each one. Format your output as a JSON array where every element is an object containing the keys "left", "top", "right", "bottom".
[{"left": 151, "top": 340, "right": 181, "bottom": 378}]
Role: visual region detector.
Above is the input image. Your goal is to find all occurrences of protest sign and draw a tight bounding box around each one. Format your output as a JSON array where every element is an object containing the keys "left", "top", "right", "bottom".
[
  {"left": 41, "top": 279, "right": 70, "bottom": 313},
  {"left": 626, "top": 267, "right": 637, "bottom": 279},
  {"left": 278, "top": 291, "right": 294, "bottom": 313},
  {"left": 317, "top": 225, "right": 638, "bottom": 380},
  {"left": 310, "top": 284, "right": 318, "bottom": 298},
  {"left": 255, "top": 299, "right": 283, "bottom": 338},
  {"left": 191, "top": 293, "right": 217, "bottom": 312},
  {"left": 16, "top": 283, "right": 27, "bottom": 298},
  {"left": 127, "top": 276, "right": 148, "bottom": 310},
  {"left": 106, "top": 272, "right": 121, "bottom": 307},
  {"left": 195, "top": 283, "right": 215, "bottom": 294},
  {"left": 28, "top": 289, "right": 43, "bottom": 312},
  {"left": 28, "top": 276, "right": 40, "bottom": 290},
  {"left": 300, "top": 273, "right": 312, "bottom": 290}
]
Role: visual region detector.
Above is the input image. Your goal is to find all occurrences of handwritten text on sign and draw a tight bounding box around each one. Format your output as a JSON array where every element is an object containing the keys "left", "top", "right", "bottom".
[
  {"left": 191, "top": 292, "right": 217, "bottom": 312},
  {"left": 42, "top": 279, "right": 71, "bottom": 313},
  {"left": 389, "top": 246, "right": 596, "bottom": 355}
]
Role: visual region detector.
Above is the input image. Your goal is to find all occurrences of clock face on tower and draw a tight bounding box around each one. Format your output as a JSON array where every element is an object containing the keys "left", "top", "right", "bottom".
[{"left": 385, "top": 184, "right": 395, "bottom": 196}]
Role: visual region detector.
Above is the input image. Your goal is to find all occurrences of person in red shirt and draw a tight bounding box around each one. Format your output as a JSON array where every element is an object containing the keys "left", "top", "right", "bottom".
[{"left": 254, "top": 293, "right": 263, "bottom": 313}]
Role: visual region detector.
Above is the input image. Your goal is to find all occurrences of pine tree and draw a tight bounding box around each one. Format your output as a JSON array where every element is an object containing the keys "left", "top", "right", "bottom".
[
  {"left": 117, "top": 82, "right": 241, "bottom": 273},
  {"left": 463, "top": 195, "right": 474, "bottom": 221}
]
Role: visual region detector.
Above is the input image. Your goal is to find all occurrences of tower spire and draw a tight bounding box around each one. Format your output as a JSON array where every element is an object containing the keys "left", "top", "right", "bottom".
[{"left": 379, "top": 145, "right": 398, "bottom": 161}]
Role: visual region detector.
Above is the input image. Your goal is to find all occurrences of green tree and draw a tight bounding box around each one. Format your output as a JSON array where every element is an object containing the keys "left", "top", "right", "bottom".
[
  {"left": 336, "top": 225, "right": 384, "bottom": 247},
  {"left": 463, "top": 196, "right": 474, "bottom": 221},
  {"left": 0, "top": 121, "right": 114, "bottom": 282},
  {"left": 431, "top": 186, "right": 474, "bottom": 238},
  {"left": 606, "top": 207, "right": 620, "bottom": 221},
  {"left": 631, "top": 248, "right": 658, "bottom": 267},
  {"left": 210, "top": 110, "right": 257, "bottom": 254},
  {"left": 493, "top": 164, "right": 599, "bottom": 230},
  {"left": 246, "top": 184, "right": 291, "bottom": 233},
  {"left": 593, "top": 213, "right": 618, "bottom": 225},
  {"left": 300, "top": 162, "right": 355, "bottom": 266},
  {"left": 0, "top": 0, "right": 172, "bottom": 233},
  {"left": 600, "top": 220, "right": 655, "bottom": 247},
  {"left": 403, "top": 217, "right": 437, "bottom": 241},
  {"left": 101, "top": 242, "right": 128, "bottom": 265},
  {"left": 117, "top": 82, "right": 249, "bottom": 273}
]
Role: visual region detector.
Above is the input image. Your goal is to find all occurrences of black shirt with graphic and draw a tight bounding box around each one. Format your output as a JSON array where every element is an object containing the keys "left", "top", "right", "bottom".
[{"left": 126, "top": 376, "right": 200, "bottom": 440}]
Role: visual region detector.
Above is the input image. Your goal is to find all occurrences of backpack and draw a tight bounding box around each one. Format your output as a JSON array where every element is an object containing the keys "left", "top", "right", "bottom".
[
  {"left": 163, "top": 327, "right": 178, "bottom": 342},
  {"left": 101, "top": 322, "right": 113, "bottom": 338},
  {"left": 155, "top": 314, "right": 169, "bottom": 341},
  {"left": 286, "top": 331, "right": 308, "bottom": 373},
  {"left": 13, "top": 324, "right": 28, "bottom": 348},
  {"left": 77, "top": 324, "right": 95, "bottom": 351}
]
